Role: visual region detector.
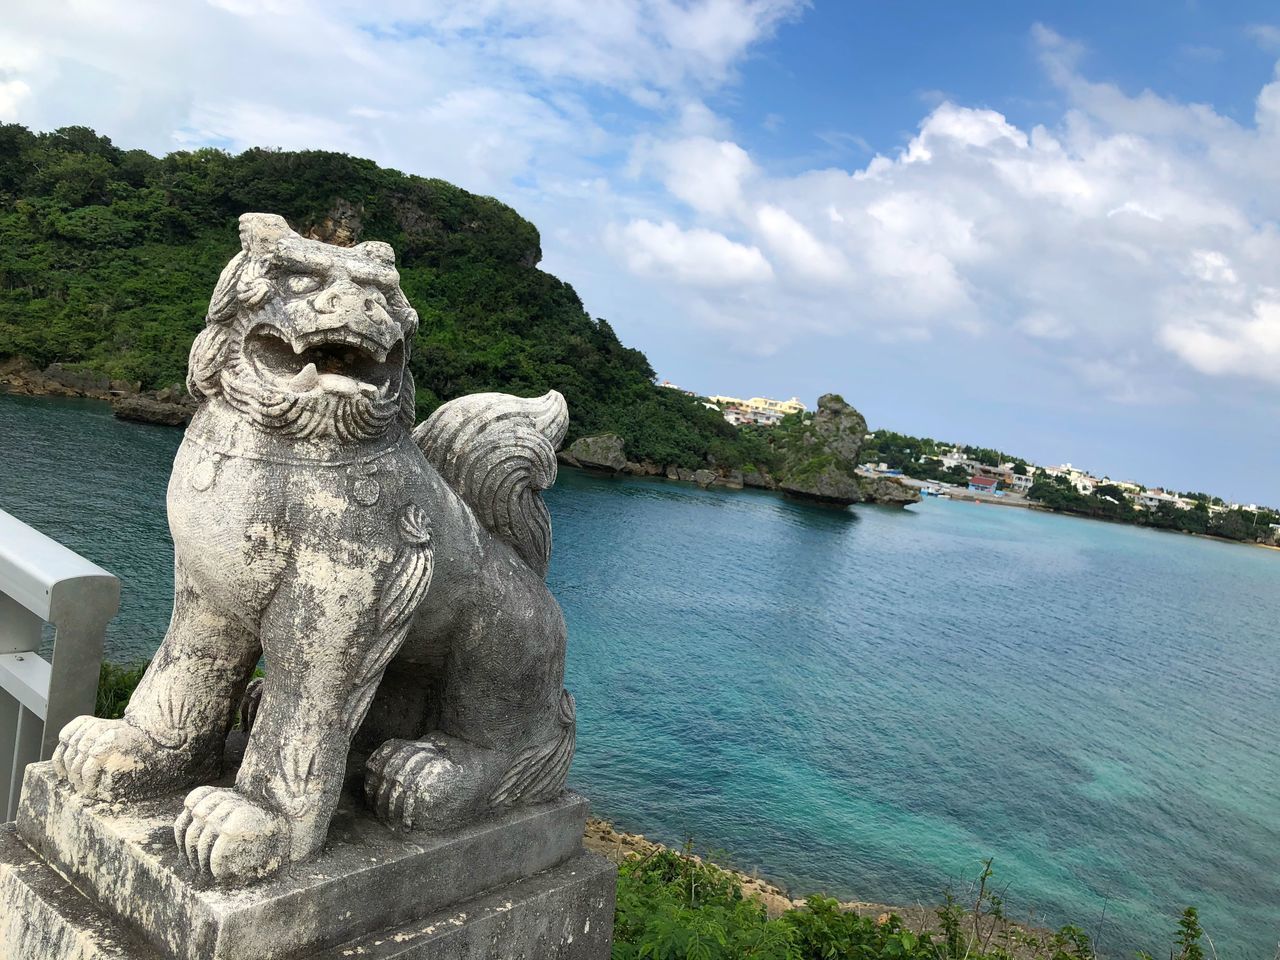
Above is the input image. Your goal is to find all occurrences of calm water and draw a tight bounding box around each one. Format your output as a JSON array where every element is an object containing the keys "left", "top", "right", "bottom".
[{"left": 2, "top": 393, "right": 1278, "bottom": 957}]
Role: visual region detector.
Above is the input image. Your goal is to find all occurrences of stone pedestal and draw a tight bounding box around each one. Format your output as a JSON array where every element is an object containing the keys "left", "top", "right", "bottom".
[{"left": 0, "top": 763, "right": 616, "bottom": 959}]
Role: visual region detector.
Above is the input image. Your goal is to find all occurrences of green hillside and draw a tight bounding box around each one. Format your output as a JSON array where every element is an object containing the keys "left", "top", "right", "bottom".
[{"left": 0, "top": 124, "right": 774, "bottom": 470}]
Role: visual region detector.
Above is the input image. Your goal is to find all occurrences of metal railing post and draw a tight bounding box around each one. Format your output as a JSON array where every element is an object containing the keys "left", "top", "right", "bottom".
[{"left": 0, "top": 509, "right": 119, "bottom": 820}]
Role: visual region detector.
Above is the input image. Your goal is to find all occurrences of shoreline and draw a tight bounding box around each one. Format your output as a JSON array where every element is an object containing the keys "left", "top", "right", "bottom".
[
  {"left": 0, "top": 357, "right": 195, "bottom": 425},
  {"left": 583, "top": 817, "right": 1058, "bottom": 955},
  {"left": 895, "top": 476, "right": 1280, "bottom": 553},
  {"left": 4, "top": 384, "right": 1274, "bottom": 554}
]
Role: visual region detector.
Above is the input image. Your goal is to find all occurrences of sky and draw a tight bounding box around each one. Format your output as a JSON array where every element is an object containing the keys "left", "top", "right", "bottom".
[{"left": 4, "top": 1, "right": 1280, "bottom": 502}]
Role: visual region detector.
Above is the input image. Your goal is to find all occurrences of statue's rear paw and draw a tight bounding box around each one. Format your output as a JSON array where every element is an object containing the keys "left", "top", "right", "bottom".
[
  {"left": 365, "top": 736, "right": 494, "bottom": 830},
  {"left": 174, "top": 786, "right": 289, "bottom": 884},
  {"left": 52, "top": 716, "right": 204, "bottom": 801}
]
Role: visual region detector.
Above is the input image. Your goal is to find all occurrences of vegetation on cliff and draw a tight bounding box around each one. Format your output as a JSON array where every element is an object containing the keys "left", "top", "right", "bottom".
[
  {"left": 614, "top": 848, "right": 1209, "bottom": 960},
  {"left": 0, "top": 124, "right": 763, "bottom": 469}
]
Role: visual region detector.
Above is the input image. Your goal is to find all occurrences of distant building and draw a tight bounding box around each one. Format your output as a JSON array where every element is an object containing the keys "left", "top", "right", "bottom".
[
  {"left": 1138, "top": 490, "right": 1182, "bottom": 510},
  {"left": 968, "top": 476, "right": 999, "bottom": 494},
  {"left": 1009, "top": 473, "right": 1034, "bottom": 494},
  {"left": 658, "top": 379, "right": 696, "bottom": 396},
  {"left": 709, "top": 393, "right": 806, "bottom": 428},
  {"left": 747, "top": 396, "right": 807, "bottom": 416}
]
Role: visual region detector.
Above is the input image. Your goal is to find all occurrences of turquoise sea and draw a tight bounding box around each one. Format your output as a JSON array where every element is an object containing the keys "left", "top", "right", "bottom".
[{"left": 2, "top": 393, "right": 1278, "bottom": 957}]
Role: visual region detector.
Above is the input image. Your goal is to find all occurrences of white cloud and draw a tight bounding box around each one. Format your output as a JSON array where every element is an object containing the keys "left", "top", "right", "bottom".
[
  {"left": 0, "top": 0, "right": 798, "bottom": 194},
  {"left": 6, "top": 3, "right": 1280, "bottom": 413},
  {"left": 754, "top": 204, "right": 845, "bottom": 282},
  {"left": 1020, "top": 312, "right": 1072, "bottom": 340},
  {"left": 0, "top": 80, "right": 31, "bottom": 121},
  {"left": 648, "top": 136, "right": 756, "bottom": 216},
  {"left": 604, "top": 26, "right": 1280, "bottom": 395},
  {"left": 613, "top": 219, "right": 773, "bottom": 286},
  {"left": 902, "top": 103, "right": 1028, "bottom": 163},
  {"left": 1161, "top": 298, "right": 1280, "bottom": 380},
  {"left": 1247, "top": 24, "right": 1280, "bottom": 53}
]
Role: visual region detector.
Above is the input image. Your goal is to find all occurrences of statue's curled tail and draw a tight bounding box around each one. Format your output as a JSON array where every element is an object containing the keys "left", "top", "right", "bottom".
[{"left": 414, "top": 390, "right": 568, "bottom": 577}]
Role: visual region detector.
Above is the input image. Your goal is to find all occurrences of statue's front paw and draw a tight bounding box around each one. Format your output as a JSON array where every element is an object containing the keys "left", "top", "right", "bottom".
[
  {"left": 52, "top": 716, "right": 152, "bottom": 800},
  {"left": 174, "top": 786, "right": 289, "bottom": 884}
]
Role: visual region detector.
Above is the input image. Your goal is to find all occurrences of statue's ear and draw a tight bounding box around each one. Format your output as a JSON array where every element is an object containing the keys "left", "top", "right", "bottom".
[{"left": 238, "top": 213, "right": 293, "bottom": 257}]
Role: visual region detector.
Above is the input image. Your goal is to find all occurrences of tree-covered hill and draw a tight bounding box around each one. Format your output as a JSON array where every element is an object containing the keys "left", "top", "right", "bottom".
[{"left": 0, "top": 124, "right": 773, "bottom": 469}]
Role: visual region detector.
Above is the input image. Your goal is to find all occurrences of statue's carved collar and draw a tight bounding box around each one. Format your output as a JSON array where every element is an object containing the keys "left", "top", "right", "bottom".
[{"left": 183, "top": 398, "right": 404, "bottom": 467}]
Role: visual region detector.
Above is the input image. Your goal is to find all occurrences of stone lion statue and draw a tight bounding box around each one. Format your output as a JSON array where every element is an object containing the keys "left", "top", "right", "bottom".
[{"left": 51, "top": 213, "right": 575, "bottom": 884}]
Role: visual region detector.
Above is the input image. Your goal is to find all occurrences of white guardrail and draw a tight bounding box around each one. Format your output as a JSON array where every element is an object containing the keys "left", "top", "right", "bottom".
[{"left": 0, "top": 509, "right": 119, "bottom": 821}]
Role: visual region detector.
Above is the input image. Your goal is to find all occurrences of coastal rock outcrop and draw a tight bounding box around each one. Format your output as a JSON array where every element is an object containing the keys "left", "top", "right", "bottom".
[
  {"left": 692, "top": 469, "right": 716, "bottom": 488},
  {"left": 567, "top": 434, "right": 627, "bottom": 473},
  {"left": 857, "top": 476, "right": 921, "bottom": 507},
  {"left": 716, "top": 469, "right": 745, "bottom": 490},
  {"left": 772, "top": 394, "right": 869, "bottom": 506},
  {"left": 741, "top": 467, "right": 778, "bottom": 490},
  {"left": 1, "top": 355, "right": 197, "bottom": 426},
  {"left": 623, "top": 460, "right": 665, "bottom": 477},
  {"left": 111, "top": 394, "right": 193, "bottom": 427}
]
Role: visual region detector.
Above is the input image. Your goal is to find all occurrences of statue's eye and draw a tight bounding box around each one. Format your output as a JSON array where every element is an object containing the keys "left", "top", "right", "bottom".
[{"left": 284, "top": 275, "right": 323, "bottom": 295}]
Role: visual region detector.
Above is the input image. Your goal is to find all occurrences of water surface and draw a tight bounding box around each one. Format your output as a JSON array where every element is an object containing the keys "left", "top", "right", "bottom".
[{"left": 2, "top": 394, "right": 1277, "bottom": 957}]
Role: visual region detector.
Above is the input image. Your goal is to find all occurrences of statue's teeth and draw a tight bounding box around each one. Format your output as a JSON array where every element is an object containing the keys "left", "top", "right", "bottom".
[{"left": 289, "top": 363, "right": 319, "bottom": 391}]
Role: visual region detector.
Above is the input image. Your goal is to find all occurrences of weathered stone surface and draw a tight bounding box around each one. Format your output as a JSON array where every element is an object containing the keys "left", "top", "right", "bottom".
[
  {"left": 12, "top": 213, "right": 613, "bottom": 958},
  {"left": 42, "top": 362, "right": 112, "bottom": 396},
  {"left": 664, "top": 464, "right": 679, "bottom": 480},
  {"left": 47, "top": 214, "right": 582, "bottom": 888},
  {"left": 0, "top": 828, "right": 614, "bottom": 960},
  {"left": 716, "top": 469, "right": 745, "bottom": 490},
  {"left": 0, "top": 824, "right": 162, "bottom": 960},
  {"left": 741, "top": 467, "right": 777, "bottom": 490},
  {"left": 623, "top": 460, "right": 664, "bottom": 477},
  {"left": 566, "top": 433, "right": 626, "bottom": 473},
  {"left": 5, "top": 760, "right": 603, "bottom": 960},
  {"left": 110, "top": 394, "right": 193, "bottom": 426},
  {"left": 858, "top": 476, "right": 921, "bottom": 506},
  {"left": 774, "top": 394, "right": 869, "bottom": 506},
  {"left": 304, "top": 197, "right": 365, "bottom": 247},
  {"left": 313, "top": 853, "right": 616, "bottom": 959},
  {"left": 0, "top": 357, "right": 116, "bottom": 400},
  {"left": 692, "top": 469, "right": 716, "bottom": 488}
]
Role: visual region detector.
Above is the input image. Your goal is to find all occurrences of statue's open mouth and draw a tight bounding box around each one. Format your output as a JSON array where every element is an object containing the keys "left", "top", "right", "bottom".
[{"left": 245, "top": 327, "right": 404, "bottom": 401}]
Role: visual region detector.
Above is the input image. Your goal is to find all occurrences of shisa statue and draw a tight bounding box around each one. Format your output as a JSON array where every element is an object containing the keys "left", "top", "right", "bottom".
[{"left": 51, "top": 213, "right": 575, "bottom": 884}]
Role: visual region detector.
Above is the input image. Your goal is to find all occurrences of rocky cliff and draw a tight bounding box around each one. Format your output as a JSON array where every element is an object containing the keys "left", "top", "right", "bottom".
[
  {"left": 770, "top": 395, "right": 919, "bottom": 507},
  {"left": 561, "top": 399, "right": 919, "bottom": 508},
  {"left": 0, "top": 356, "right": 195, "bottom": 425}
]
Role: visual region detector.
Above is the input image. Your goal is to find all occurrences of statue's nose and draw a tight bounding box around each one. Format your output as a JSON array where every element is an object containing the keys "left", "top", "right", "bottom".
[
  {"left": 311, "top": 279, "right": 366, "bottom": 315},
  {"left": 310, "top": 280, "right": 391, "bottom": 327}
]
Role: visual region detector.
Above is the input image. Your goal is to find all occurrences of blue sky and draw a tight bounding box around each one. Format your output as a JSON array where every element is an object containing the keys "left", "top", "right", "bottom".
[{"left": 4, "top": 1, "right": 1280, "bottom": 502}]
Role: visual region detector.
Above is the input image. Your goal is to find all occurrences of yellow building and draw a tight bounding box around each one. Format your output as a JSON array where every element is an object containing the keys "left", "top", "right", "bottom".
[
  {"left": 707, "top": 395, "right": 808, "bottom": 416},
  {"left": 747, "top": 396, "right": 807, "bottom": 416}
]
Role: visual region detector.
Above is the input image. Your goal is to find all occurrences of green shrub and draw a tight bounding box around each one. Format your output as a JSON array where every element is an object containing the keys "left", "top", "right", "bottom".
[{"left": 94, "top": 661, "right": 147, "bottom": 719}]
